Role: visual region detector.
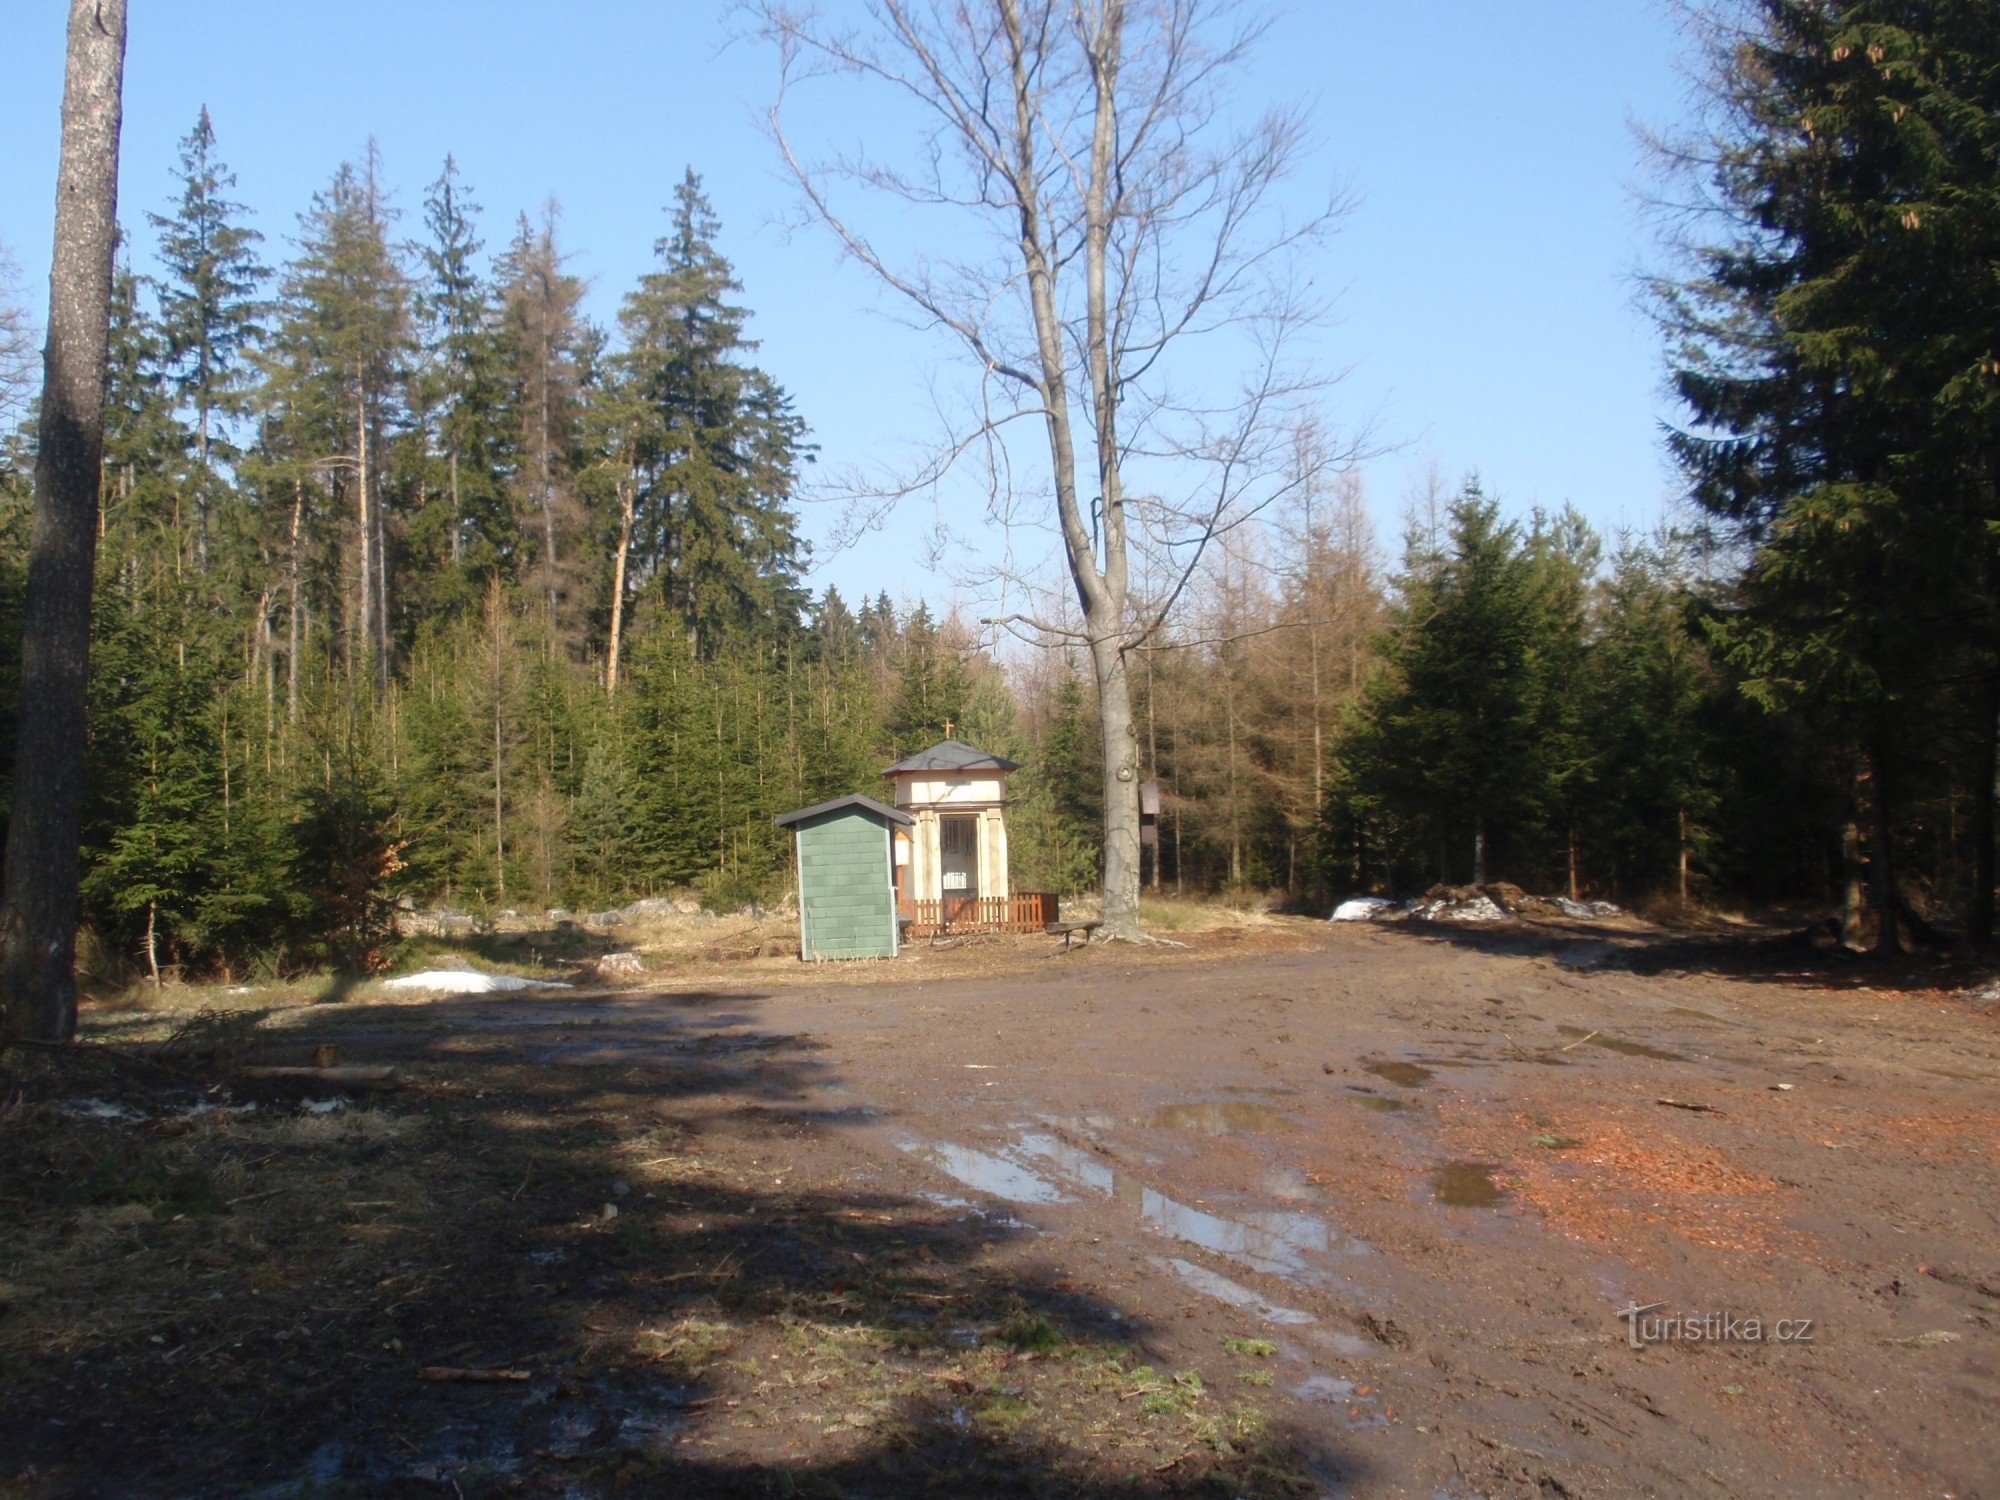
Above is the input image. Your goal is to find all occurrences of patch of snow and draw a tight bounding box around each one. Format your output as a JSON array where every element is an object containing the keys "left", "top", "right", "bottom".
[
  {"left": 61, "top": 1098, "right": 146, "bottom": 1122},
  {"left": 1409, "top": 896, "right": 1506, "bottom": 923},
  {"left": 302, "top": 1098, "right": 346, "bottom": 1115},
  {"left": 380, "top": 969, "right": 572, "bottom": 995},
  {"left": 1556, "top": 897, "right": 1623, "bottom": 919},
  {"left": 1329, "top": 897, "right": 1395, "bottom": 922},
  {"left": 186, "top": 1100, "right": 258, "bottom": 1119}
]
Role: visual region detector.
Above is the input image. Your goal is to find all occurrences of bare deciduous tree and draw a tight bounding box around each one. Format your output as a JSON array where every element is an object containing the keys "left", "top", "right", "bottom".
[
  {"left": 0, "top": 242, "right": 37, "bottom": 430},
  {"left": 753, "top": 0, "right": 1348, "bottom": 938},
  {"left": 0, "top": 0, "right": 128, "bottom": 1042}
]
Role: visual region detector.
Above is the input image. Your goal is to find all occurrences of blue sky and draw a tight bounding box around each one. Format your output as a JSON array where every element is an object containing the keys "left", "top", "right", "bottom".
[{"left": 0, "top": 1, "right": 1697, "bottom": 608}]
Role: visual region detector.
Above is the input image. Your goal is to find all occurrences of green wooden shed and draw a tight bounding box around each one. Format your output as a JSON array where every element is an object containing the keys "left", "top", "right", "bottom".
[{"left": 774, "top": 794, "right": 913, "bottom": 961}]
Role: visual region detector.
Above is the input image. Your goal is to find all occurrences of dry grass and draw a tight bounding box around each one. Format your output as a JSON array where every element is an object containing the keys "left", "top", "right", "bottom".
[{"left": 1138, "top": 895, "right": 1293, "bottom": 934}]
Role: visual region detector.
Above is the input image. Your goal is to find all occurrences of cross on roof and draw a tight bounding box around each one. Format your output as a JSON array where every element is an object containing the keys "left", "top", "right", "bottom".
[{"left": 942, "top": 718, "right": 954, "bottom": 737}]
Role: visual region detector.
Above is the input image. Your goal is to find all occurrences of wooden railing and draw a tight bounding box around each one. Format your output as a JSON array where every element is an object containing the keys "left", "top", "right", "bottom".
[{"left": 904, "top": 892, "right": 1056, "bottom": 936}]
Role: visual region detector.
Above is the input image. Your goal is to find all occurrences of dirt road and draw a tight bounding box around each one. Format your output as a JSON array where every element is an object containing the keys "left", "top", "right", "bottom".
[{"left": 9, "top": 917, "right": 1999, "bottom": 1496}]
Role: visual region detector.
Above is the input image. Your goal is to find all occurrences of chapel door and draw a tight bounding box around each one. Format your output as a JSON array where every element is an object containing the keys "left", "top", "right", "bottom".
[{"left": 939, "top": 814, "right": 980, "bottom": 926}]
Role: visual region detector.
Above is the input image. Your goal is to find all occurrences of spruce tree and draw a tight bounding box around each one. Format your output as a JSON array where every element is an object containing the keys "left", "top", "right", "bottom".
[
  {"left": 408, "top": 156, "right": 511, "bottom": 606},
  {"left": 147, "top": 107, "right": 265, "bottom": 573},
  {"left": 496, "top": 208, "right": 586, "bottom": 641},
  {"left": 278, "top": 147, "right": 409, "bottom": 687},
  {"left": 1658, "top": 0, "right": 2000, "bottom": 946},
  {"left": 616, "top": 169, "right": 808, "bottom": 652},
  {"left": 1338, "top": 485, "right": 1549, "bottom": 887},
  {"left": 887, "top": 605, "right": 971, "bottom": 751}
]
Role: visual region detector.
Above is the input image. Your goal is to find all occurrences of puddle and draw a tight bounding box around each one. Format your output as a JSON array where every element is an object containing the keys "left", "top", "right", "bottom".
[
  {"left": 1149, "top": 1100, "right": 1290, "bottom": 1134},
  {"left": 1261, "top": 1166, "right": 1312, "bottom": 1200},
  {"left": 1362, "top": 1061, "right": 1432, "bottom": 1088},
  {"left": 1293, "top": 1374, "right": 1389, "bottom": 1429},
  {"left": 904, "top": 1141, "right": 1068, "bottom": 1204},
  {"left": 1431, "top": 1161, "right": 1506, "bottom": 1208},
  {"left": 1155, "top": 1257, "right": 1315, "bottom": 1326},
  {"left": 1011, "top": 1131, "right": 1369, "bottom": 1283},
  {"left": 1350, "top": 1094, "right": 1408, "bottom": 1113},
  {"left": 1143, "top": 1193, "right": 1361, "bottom": 1281},
  {"left": 1556, "top": 1025, "right": 1684, "bottom": 1061},
  {"left": 1295, "top": 1374, "right": 1355, "bottom": 1401},
  {"left": 905, "top": 1126, "right": 1370, "bottom": 1309}
]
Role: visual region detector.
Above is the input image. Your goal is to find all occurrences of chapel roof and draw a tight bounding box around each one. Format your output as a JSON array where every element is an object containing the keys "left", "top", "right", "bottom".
[{"left": 881, "top": 738, "right": 1023, "bottom": 776}]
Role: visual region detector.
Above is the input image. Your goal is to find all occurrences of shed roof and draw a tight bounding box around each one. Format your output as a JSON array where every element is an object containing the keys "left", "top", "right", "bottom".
[
  {"left": 774, "top": 792, "right": 913, "bottom": 829},
  {"left": 881, "top": 738, "right": 1023, "bottom": 776}
]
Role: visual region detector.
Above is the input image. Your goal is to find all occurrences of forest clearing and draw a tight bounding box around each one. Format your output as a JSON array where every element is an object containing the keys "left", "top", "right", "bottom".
[
  {"left": 5, "top": 0, "right": 2000, "bottom": 1494},
  {"left": 3, "top": 905, "right": 1997, "bottom": 1497}
]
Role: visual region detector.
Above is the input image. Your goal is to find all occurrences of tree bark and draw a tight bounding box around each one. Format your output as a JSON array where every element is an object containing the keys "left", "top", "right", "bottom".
[
  {"left": 354, "top": 376, "right": 371, "bottom": 681},
  {"left": 606, "top": 456, "right": 636, "bottom": 696},
  {"left": 1841, "top": 812, "right": 1867, "bottom": 950},
  {"left": 286, "top": 475, "right": 304, "bottom": 728},
  {"left": 0, "top": 0, "right": 127, "bottom": 1043},
  {"left": 1867, "top": 735, "right": 1902, "bottom": 957},
  {"left": 1969, "top": 665, "right": 1998, "bottom": 947}
]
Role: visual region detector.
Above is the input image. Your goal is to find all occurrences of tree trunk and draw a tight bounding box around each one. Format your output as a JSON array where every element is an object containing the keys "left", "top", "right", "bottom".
[
  {"left": 448, "top": 447, "right": 462, "bottom": 565},
  {"left": 1677, "top": 809, "right": 1689, "bottom": 904},
  {"left": 1970, "top": 665, "right": 1999, "bottom": 947},
  {"left": 194, "top": 386, "right": 211, "bottom": 573},
  {"left": 1472, "top": 812, "right": 1487, "bottom": 886},
  {"left": 286, "top": 476, "right": 304, "bottom": 728},
  {"left": 1145, "top": 647, "right": 1160, "bottom": 891},
  {"left": 144, "top": 901, "right": 160, "bottom": 990},
  {"left": 1840, "top": 824, "right": 1872, "bottom": 952},
  {"left": 0, "top": 0, "right": 127, "bottom": 1043},
  {"left": 606, "top": 459, "right": 635, "bottom": 696},
  {"left": 490, "top": 584, "right": 507, "bottom": 900},
  {"left": 373, "top": 432, "right": 391, "bottom": 688},
  {"left": 539, "top": 328, "right": 557, "bottom": 632},
  {"left": 1867, "top": 736, "right": 1902, "bottom": 957},
  {"left": 1092, "top": 632, "right": 1142, "bottom": 938},
  {"left": 354, "top": 377, "right": 372, "bottom": 681}
]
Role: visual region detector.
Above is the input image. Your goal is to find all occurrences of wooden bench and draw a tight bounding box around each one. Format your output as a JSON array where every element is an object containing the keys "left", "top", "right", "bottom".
[{"left": 1045, "top": 919, "right": 1101, "bottom": 952}]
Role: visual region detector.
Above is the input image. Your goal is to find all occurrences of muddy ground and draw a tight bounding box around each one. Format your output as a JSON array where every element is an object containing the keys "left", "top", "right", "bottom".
[{"left": 4, "top": 915, "right": 1998, "bottom": 1497}]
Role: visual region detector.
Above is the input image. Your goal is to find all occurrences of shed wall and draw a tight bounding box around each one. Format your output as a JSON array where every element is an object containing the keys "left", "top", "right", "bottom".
[{"left": 795, "top": 810, "right": 897, "bottom": 960}]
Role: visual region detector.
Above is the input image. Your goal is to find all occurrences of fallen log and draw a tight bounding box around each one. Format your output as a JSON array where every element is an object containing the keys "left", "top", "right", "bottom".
[{"left": 418, "top": 1366, "right": 531, "bottom": 1383}]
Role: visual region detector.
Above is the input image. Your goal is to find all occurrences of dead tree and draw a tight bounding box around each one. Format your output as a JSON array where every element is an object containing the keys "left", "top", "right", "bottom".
[
  {"left": 756, "top": 0, "right": 1346, "bottom": 938},
  {"left": 0, "top": 0, "right": 128, "bottom": 1042}
]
